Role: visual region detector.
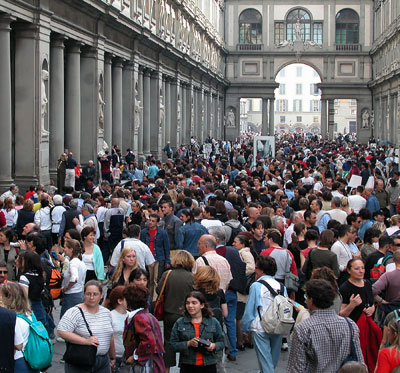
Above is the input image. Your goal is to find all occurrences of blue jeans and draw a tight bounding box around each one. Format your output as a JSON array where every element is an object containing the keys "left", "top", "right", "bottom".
[
  {"left": 251, "top": 331, "right": 282, "bottom": 373},
  {"left": 60, "top": 292, "right": 84, "bottom": 320},
  {"left": 224, "top": 289, "right": 238, "bottom": 357},
  {"left": 391, "top": 204, "right": 397, "bottom": 216},
  {"left": 14, "top": 357, "right": 39, "bottom": 373}
]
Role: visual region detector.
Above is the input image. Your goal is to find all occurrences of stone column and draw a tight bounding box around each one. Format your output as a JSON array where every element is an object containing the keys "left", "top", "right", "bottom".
[
  {"left": 65, "top": 41, "right": 82, "bottom": 160},
  {"left": 150, "top": 71, "right": 160, "bottom": 156},
  {"left": 143, "top": 69, "right": 151, "bottom": 156},
  {"left": 132, "top": 61, "right": 140, "bottom": 155},
  {"left": 320, "top": 99, "right": 328, "bottom": 140},
  {"left": 328, "top": 99, "right": 335, "bottom": 140},
  {"left": 0, "top": 15, "right": 15, "bottom": 187},
  {"left": 122, "top": 62, "right": 134, "bottom": 152},
  {"left": 165, "top": 78, "right": 171, "bottom": 144},
  {"left": 181, "top": 84, "right": 187, "bottom": 145},
  {"left": 199, "top": 87, "right": 205, "bottom": 143},
  {"left": 170, "top": 78, "right": 178, "bottom": 148},
  {"left": 49, "top": 35, "right": 66, "bottom": 178},
  {"left": 80, "top": 47, "right": 98, "bottom": 164},
  {"left": 104, "top": 54, "right": 113, "bottom": 148},
  {"left": 269, "top": 98, "right": 275, "bottom": 135},
  {"left": 137, "top": 67, "right": 144, "bottom": 158},
  {"left": 112, "top": 58, "right": 123, "bottom": 148},
  {"left": 261, "top": 98, "right": 268, "bottom": 135}
]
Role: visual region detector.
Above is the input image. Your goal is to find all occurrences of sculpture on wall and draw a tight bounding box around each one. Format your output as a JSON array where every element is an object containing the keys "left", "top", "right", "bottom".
[
  {"left": 41, "top": 69, "right": 49, "bottom": 136},
  {"left": 98, "top": 79, "right": 105, "bottom": 134},
  {"left": 226, "top": 108, "right": 235, "bottom": 127},
  {"left": 362, "top": 109, "right": 370, "bottom": 129},
  {"left": 159, "top": 93, "right": 165, "bottom": 128},
  {"left": 294, "top": 19, "right": 302, "bottom": 41},
  {"left": 177, "top": 96, "right": 181, "bottom": 121},
  {"left": 370, "top": 110, "right": 374, "bottom": 130},
  {"left": 134, "top": 85, "right": 143, "bottom": 132}
]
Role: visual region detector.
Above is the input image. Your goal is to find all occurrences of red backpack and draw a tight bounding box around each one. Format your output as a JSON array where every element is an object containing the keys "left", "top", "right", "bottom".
[{"left": 370, "top": 254, "right": 393, "bottom": 283}]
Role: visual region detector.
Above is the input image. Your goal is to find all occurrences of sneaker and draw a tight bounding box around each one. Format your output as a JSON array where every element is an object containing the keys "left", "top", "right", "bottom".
[
  {"left": 56, "top": 337, "right": 65, "bottom": 343},
  {"left": 281, "top": 342, "right": 289, "bottom": 351}
]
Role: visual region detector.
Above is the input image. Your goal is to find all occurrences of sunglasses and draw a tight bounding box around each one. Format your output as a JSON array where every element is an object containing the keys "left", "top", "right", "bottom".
[
  {"left": 0, "top": 270, "right": 8, "bottom": 274},
  {"left": 394, "top": 243, "right": 400, "bottom": 247}
]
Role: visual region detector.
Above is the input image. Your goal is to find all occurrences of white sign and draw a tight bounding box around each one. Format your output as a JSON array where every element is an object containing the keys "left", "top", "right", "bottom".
[
  {"left": 254, "top": 136, "right": 275, "bottom": 161},
  {"left": 365, "top": 176, "right": 375, "bottom": 189},
  {"left": 348, "top": 175, "right": 362, "bottom": 189}
]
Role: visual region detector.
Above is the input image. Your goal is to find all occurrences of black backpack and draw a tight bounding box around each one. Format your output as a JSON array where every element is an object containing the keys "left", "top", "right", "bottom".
[
  {"left": 225, "top": 222, "right": 245, "bottom": 246},
  {"left": 205, "top": 292, "right": 223, "bottom": 325}
]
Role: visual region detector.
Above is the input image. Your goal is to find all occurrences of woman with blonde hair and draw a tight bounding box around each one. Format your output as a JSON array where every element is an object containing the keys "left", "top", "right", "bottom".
[
  {"left": 0, "top": 282, "right": 39, "bottom": 372},
  {"left": 340, "top": 197, "right": 352, "bottom": 215},
  {"left": 156, "top": 250, "right": 194, "bottom": 372},
  {"left": 1, "top": 197, "right": 18, "bottom": 228},
  {"left": 111, "top": 247, "right": 138, "bottom": 287},
  {"left": 386, "top": 215, "right": 400, "bottom": 236}
]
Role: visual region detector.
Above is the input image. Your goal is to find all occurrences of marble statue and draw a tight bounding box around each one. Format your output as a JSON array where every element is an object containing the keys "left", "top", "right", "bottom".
[
  {"left": 159, "top": 94, "right": 165, "bottom": 128},
  {"left": 370, "top": 110, "right": 375, "bottom": 129},
  {"left": 98, "top": 84, "right": 105, "bottom": 134},
  {"left": 227, "top": 109, "right": 235, "bottom": 127},
  {"left": 41, "top": 69, "right": 49, "bottom": 136},
  {"left": 362, "top": 109, "right": 370, "bottom": 129},
  {"left": 177, "top": 97, "right": 181, "bottom": 121},
  {"left": 294, "top": 19, "right": 302, "bottom": 41},
  {"left": 134, "top": 86, "right": 143, "bottom": 132}
]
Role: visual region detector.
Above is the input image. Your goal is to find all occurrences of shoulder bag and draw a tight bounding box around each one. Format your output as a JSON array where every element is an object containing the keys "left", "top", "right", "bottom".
[
  {"left": 284, "top": 251, "right": 300, "bottom": 292},
  {"left": 63, "top": 307, "right": 98, "bottom": 368},
  {"left": 154, "top": 270, "right": 172, "bottom": 321}
]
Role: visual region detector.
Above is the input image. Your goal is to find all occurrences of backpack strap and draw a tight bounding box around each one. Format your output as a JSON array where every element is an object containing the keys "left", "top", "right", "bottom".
[
  {"left": 258, "top": 279, "right": 278, "bottom": 297},
  {"left": 201, "top": 256, "right": 209, "bottom": 266},
  {"left": 77, "top": 307, "right": 93, "bottom": 336},
  {"left": 16, "top": 313, "right": 37, "bottom": 324}
]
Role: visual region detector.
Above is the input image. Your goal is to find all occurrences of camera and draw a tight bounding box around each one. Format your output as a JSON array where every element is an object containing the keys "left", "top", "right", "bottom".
[
  {"left": 10, "top": 242, "right": 20, "bottom": 248},
  {"left": 196, "top": 338, "right": 211, "bottom": 348}
]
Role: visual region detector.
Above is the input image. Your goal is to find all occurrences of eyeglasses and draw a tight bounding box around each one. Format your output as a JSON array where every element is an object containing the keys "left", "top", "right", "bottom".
[
  {"left": 394, "top": 243, "right": 400, "bottom": 247},
  {"left": 0, "top": 270, "right": 8, "bottom": 274}
]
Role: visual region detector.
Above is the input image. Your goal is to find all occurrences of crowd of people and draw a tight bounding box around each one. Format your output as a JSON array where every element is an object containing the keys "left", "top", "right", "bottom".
[{"left": 1, "top": 133, "right": 400, "bottom": 372}]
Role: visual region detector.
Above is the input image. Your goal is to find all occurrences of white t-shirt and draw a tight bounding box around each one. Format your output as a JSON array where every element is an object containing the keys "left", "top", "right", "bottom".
[
  {"left": 111, "top": 309, "right": 128, "bottom": 358},
  {"left": 62, "top": 257, "right": 87, "bottom": 294},
  {"left": 348, "top": 195, "right": 367, "bottom": 214},
  {"left": 82, "top": 253, "right": 94, "bottom": 270},
  {"left": 110, "top": 238, "right": 155, "bottom": 269},
  {"left": 14, "top": 314, "right": 33, "bottom": 360},
  {"left": 301, "top": 176, "right": 314, "bottom": 186}
]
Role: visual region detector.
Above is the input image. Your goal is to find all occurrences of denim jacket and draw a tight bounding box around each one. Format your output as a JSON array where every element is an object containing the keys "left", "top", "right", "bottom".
[
  {"left": 170, "top": 316, "right": 225, "bottom": 366},
  {"left": 175, "top": 222, "right": 209, "bottom": 256},
  {"left": 140, "top": 227, "right": 170, "bottom": 264}
]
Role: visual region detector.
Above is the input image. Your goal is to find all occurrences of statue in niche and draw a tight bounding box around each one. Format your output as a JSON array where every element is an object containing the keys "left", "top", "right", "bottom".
[
  {"left": 362, "top": 109, "right": 370, "bottom": 129},
  {"left": 370, "top": 110, "right": 374, "bottom": 129},
  {"left": 177, "top": 97, "right": 181, "bottom": 121},
  {"left": 159, "top": 94, "right": 165, "bottom": 129},
  {"left": 41, "top": 69, "right": 49, "bottom": 136},
  {"left": 226, "top": 109, "right": 235, "bottom": 127},
  {"left": 294, "top": 19, "right": 302, "bottom": 41},
  {"left": 98, "top": 82, "right": 105, "bottom": 134},
  {"left": 134, "top": 86, "right": 143, "bottom": 132}
]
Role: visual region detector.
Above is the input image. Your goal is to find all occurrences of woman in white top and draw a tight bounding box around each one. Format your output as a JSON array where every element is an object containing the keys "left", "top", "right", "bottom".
[
  {"left": 81, "top": 226, "right": 105, "bottom": 283},
  {"left": 1, "top": 197, "right": 18, "bottom": 228},
  {"left": 60, "top": 238, "right": 87, "bottom": 320},
  {"left": 0, "top": 282, "right": 39, "bottom": 373},
  {"left": 58, "top": 280, "right": 116, "bottom": 372},
  {"left": 34, "top": 198, "right": 52, "bottom": 250},
  {"left": 108, "top": 286, "right": 130, "bottom": 372}
]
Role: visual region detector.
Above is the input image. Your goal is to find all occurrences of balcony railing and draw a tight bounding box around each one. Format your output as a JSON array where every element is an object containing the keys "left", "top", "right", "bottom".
[
  {"left": 237, "top": 44, "right": 263, "bottom": 51},
  {"left": 335, "top": 44, "right": 361, "bottom": 51}
]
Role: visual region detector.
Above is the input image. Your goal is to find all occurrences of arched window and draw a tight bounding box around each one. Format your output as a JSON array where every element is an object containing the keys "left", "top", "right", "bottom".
[
  {"left": 336, "top": 9, "right": 359, "bottom": 44},
  {"left": 239, "top": 9, "right": 262, "bottom": 44},
  {"left": 286, "top": 8, "right": 311, "bottom": 41}
]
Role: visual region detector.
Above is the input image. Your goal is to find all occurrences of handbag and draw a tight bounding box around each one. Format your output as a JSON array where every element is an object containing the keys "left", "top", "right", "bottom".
[
  {"left": 63, "top": 307, "right": 98, "bottom": 368},
  {"left": 340, "top": 317, "right": 359, "bottom": 367},
  {"left": 153, "top": 270, "right": 172, "bottom": 321},
  {"left": 284, "top": 251, "right": 300, "bottom": 292}
]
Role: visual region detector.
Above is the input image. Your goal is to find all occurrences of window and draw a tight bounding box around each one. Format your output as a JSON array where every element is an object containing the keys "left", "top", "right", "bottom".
[
  {"left": 286, "top": 8, "right": 311, "bottom": 41},
  {"left": 280, "top": 69, "right": 285, "bottom": 77},
  {"left": 296, "top": 84, "right": 302, "bottom": 95},
  {"left": 296, "top": 66, "right": 302, "bottom": 77},
  {"left": 351, "top": 109, "right": 357, "bottom": 115},
  {"left": 313, "top": 22, "right": 323, "bottom": 44},
  {"left": 279, "top": 84, "right": 286, "bottom": 95},
  {"left": 349, "top": 121, "right": 357, "bottom": 133},
  {"left": 310, "top": 84, "right": 319, "bottom": 95},
  {"left": 280, "top": 116, "right": 286, "bottom": 123},
  {"left": 336, "top": 9, "right": 359, "bottom": 44},
  {"left": 310, "top": 100, "right": 320, "bottom": 112},
  {"left": 350, "top": 99, "right": 357, "bottom": 106},
  {"left": 239, "top": 9, "right": 262, "bottom": 44},
  {"left": 296, "top": 116, "right": 302, "bottom": 122},
  {"left": 293, "top": 100, "right": 302, "bottom": 112},
  {"left": 276, "top": 100, "right": 288, "bottom": 112},
  {"left": 275, "top": 22, "right": 285, "bottom": 45},
  {"left": 313, "top": 116, "right": 319, "bottom": 123}
]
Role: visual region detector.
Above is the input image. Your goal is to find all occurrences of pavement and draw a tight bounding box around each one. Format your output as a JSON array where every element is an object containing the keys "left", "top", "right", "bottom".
[{"left": 48, "top": 301, "right": 289, "bottom": 372}]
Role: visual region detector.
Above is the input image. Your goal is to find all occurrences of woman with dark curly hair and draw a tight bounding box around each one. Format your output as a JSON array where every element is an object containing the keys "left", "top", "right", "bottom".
[
  {"left": 170, "top": 291, "right": 225, "bottom": 373},
  {"left": 123, "top": 284, "right": 165, "bottom": 373}
]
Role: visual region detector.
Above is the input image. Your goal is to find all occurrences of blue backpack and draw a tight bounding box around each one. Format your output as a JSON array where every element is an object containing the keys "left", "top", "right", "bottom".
[{"left": 16, "top": 313, "right": 53, "bottom": 370}]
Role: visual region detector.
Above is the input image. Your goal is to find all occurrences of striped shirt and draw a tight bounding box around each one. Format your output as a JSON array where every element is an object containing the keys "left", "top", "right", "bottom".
[{"left": 58, "top": 306, "right": 113, "bottom": 355}]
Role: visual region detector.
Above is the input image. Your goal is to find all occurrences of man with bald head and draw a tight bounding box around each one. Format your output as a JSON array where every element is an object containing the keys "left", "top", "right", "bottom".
[
  {"left": 193, "top": 234, "right": 232, "bottom": 291},
  {"left": 244, "top": 206, "right": 261, "bottom": 231}
]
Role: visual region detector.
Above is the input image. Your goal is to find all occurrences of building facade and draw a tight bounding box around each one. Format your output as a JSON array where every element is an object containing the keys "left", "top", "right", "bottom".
[
  {"left": 369, "top": 0, "right": 400, "bottom": 144},
  {"left": 225, "top": 0, "right": 373, "bottom": 144},
  {"left": 0, "top": 0, "right": 227, "bottom": 190}
]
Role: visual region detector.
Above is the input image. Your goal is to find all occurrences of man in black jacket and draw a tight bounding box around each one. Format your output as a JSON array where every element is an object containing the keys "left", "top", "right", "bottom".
[{"left": 210, "top": 228, "right": 246, "bottom": 361}]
